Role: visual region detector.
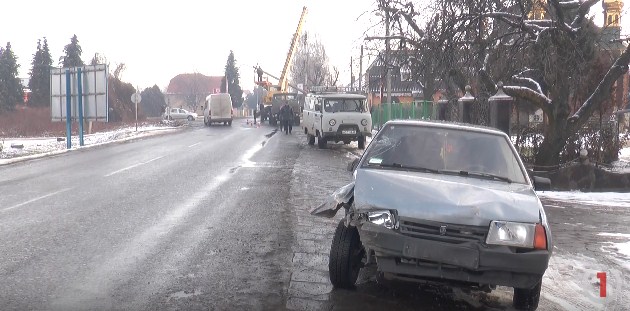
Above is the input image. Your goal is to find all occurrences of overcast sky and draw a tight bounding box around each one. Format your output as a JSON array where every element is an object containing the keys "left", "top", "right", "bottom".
[
  {"left": 1, "top": 0, "right": 382, "bottom": 92},
  {"left": 1, "top": 1, "right": 628, "bottom": 92}
]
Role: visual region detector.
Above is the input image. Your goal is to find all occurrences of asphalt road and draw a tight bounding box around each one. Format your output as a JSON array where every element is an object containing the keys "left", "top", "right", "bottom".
[
  {"left": 0, "top": 120, "right": 299, "bottom": 310},
  {"left": 1, "top": 119, "right": 628, "bottom": 310}
]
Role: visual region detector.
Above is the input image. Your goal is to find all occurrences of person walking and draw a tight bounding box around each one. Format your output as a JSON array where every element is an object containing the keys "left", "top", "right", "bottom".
[{"left": 280, "top": 103, "right": 292, "bottom": 135}]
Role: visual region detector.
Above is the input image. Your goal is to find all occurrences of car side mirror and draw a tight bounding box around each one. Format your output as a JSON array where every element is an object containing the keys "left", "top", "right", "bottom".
[
  {"left": 533, "top": 176, "right": 551, "bottom": 191},
  {"left": 347, "top": 158, "right": 360, "bottom": 172}
]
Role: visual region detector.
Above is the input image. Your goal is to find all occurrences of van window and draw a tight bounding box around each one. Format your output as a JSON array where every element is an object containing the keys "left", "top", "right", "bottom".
[{"left": 323, "top": 98, "right": 365, "bottom": 113}]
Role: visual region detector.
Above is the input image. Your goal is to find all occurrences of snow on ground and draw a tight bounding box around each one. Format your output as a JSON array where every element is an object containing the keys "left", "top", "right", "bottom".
[
  {"left": 541, "top": 253, "right": 625, "bottom": 310},
  {"left": 610, "top": 146, "right": 630, "bottom": 172},
  {"left": 537, "top": 191, "right": 630, "bottom": 208},
  {"left": 0, "top": 124, "right": 179, "bottom": 165}
]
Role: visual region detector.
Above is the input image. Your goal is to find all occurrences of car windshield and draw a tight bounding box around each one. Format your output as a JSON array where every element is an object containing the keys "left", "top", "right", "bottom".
[
  {"left": 324, "top": 98, "right": 365, "bottom": 113},
  {"left": 362, "top": 124, "right": 528, "bottom": 184}
]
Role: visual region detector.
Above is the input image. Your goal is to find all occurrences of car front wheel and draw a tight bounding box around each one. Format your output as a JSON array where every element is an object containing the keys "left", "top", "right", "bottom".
[
  {"left": 329, "top": 220, "right": 364, "bottom": 289},
  {"left": 187, "top": 116, "right": 193, "bottom": 121},
  {"left": 513, "top": 278, "right": 542, "bottom": 310},
  {"left": 318, "top": 136, "right": 327, "bottom": 149},
  {"left": 358, "top": 136, "right": 366, "bottom": 149}
]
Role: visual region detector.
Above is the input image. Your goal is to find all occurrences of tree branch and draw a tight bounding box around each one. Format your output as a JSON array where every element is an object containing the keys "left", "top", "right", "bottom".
[
  {"left": 504, "top": 85, "right": 553, "bottom": 116},
  {"left": 571, "top": 0, "right": 600, "bottom": 28},
  {"left": 569, "top": 43, "right": 630, "bottom": 126}
]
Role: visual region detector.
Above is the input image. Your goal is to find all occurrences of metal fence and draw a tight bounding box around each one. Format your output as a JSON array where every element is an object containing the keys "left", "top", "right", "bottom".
[{"left": 371, "top": 101, "right": 434, "bottom": 129}]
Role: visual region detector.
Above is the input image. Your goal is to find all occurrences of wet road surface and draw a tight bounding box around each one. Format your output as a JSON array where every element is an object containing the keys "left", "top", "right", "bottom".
[{"left": 1, "top": 120, "right": 628, "bottom": 310}]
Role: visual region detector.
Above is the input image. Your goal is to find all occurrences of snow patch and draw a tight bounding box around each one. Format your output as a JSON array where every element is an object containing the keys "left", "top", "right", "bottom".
[
  {"left": 537, "top": 191, "right": 630, "bottom": 208},
  {"left": 0, "top": 124, "right": 179, "bottom": 165}
]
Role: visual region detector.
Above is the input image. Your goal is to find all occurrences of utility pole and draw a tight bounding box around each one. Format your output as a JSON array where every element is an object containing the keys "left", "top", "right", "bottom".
[
  {"left": 359, "top": 45, "right": 364, "bottom": 92},
  {"left": 351, "top": 57, "right": 354, "bottom": 88},
  {"left": 385, "top": 9, "right": 392, "bottom": 120}
]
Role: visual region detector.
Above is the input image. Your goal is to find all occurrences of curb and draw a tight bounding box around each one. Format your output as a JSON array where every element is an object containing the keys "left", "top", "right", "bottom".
[{"left": 0, "top": 127, "right": 183, "bottom": 167}]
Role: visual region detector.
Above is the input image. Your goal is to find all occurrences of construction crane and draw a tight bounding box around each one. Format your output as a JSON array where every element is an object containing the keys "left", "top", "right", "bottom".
[{"left": 255, "top": 6, "right": 308, "bottom": 124}]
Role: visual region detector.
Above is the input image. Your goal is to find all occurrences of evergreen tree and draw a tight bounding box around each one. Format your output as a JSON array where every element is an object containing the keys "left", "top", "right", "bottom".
[
  {"left": 60, "top": 34, "right": 84, "bottom": 68},
  {"left": 29, "top": 38, "right": 53, "bottom": 107},
  {"left": 223, "top": 51, "right": 243, "bottom": 108},
  {"left": 0, "top": 42, "right": 24, "bottom": 113},
  {"left": 140, "top": 85, "right": 167, "bottom": 117}
]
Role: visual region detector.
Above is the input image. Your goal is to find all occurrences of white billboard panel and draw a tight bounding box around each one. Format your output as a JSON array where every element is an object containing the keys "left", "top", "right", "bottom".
[{"left": 51, "top": 64, "right": 109, "bottom": 122}]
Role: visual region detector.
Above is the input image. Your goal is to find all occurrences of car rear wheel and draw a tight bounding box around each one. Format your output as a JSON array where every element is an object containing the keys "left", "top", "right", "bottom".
[
  {"left": 318, "top": 136, "right": 327, "bottom": 149},
  {"left": 329, "top": 220, "right": 364, "bottom": 289},
  {"left": 228, "top": 120, "right": 232, "bottom": 126},
  {"left": 358, "top": 136, "right": 366, "bottom": 150},
  {"left": 307, "top": 134, "right": 315, "bottom": 145},
  {"left": 187, "top": 116, "right": 193, "bottom": 121},
  {"left": 513, "top": 278, "right": 542, "bottom": 310}
]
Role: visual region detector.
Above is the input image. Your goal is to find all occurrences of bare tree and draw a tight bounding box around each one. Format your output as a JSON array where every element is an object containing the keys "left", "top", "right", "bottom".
[
  {"left": 376, "top": 0, "right": 630, "bottom": 165},
  {"left": 290, "top": 32, "right": 339, "bottom": 87}
]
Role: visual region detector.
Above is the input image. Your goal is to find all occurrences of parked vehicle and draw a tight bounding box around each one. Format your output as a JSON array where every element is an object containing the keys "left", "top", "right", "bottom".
[
  {"left": 302, "top": 87, "right": 372, "bottom": 149},
  {"left": 163, "top": 107, "right": 197, "bottom": 121},
  {"left": 312, "top": 120, "right": 553, "bottom": 311},
  {"left": 204, "top": 93, "right": 233, "bottom": 126},
  {"left": 269, "top": 92, "right": 301, "bottom": 126}
]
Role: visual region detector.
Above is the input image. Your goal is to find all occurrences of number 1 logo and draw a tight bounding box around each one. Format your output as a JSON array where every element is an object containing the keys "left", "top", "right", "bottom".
[{"left": 597, "top": 272, "right": 607, "bottom": 298}]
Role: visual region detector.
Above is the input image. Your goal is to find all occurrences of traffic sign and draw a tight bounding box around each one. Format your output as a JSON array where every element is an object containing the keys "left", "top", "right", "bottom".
[{"left": 131, "top": 92, "right": 142, "bottom": 104}]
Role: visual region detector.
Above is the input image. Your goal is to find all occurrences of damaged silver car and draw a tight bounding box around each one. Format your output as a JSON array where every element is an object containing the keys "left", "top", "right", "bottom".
[{"left": 312, "top": 120, "right": 552, "bottom": 310}]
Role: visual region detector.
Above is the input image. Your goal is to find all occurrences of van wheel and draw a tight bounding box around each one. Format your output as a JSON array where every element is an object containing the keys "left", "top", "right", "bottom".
[
  {"left": 307, "top": 134, "right": 315, "bottom": 145},
  {"left": 329, "top": 220, "right": 364, "bottom": 289},
  {"left": 228, "top": 120, "right": 232, "bottom": 126},
  {"left": 318, "top": 136, "right": 327, "bottom": 149},
  {"left": 513, "top": 278, "right": 542, "bottom": 310},
  {"left": 358, "top": 136, "right": 366, "bottom": 150}
]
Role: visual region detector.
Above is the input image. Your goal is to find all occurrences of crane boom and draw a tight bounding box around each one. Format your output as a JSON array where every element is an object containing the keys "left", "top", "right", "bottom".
[
  {"left": 279, "top": 6, "right": 308, "bottom": 92},
  {"left": 254, "top": 66, "right": 306, "bottom": 94}
]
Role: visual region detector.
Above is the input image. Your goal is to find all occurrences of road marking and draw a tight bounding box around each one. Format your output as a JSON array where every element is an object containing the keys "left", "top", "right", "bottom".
[
  {"left": 104, "top": 156, "right": 164, "bottom": 177},
  {"left": 188, "top": 142, "right": 201, "bottom": 148},
  {"left": 2, "top": 188, "right": 73, "bottom": 212}
]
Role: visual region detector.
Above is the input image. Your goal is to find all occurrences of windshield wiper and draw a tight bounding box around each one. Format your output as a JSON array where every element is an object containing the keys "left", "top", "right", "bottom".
[
  {"left": 377, "top": 163, "right": 440, "bottom": 174},
  {"left": 441, "top": 170, "right": 512, "bottom": 183}
]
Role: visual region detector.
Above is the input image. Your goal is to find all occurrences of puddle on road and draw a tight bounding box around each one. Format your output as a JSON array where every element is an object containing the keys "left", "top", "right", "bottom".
[{"left": 168, "top": 289, "right": 202, "bottom": 300}]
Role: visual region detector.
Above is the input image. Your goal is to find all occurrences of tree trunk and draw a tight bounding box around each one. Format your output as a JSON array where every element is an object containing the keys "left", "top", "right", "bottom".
[{"left": 535, "top": 92, "right": 570, "bottom": 166}]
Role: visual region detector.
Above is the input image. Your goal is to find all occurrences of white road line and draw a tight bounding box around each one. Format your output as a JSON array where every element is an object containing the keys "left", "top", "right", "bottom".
[
  {"left": 2, "top": 188, "right": 73, "bottom": 212},
  {"left": 104, "top": 156, "right": 164, "bottom": 177},
  {"left": 188, "top": 142, "right": 201, "bottom": 148}
]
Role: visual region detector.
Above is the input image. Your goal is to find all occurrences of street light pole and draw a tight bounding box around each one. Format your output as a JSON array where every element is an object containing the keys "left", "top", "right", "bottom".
[{"left": 385, "top": 9, "right": 392, "bottom": 120}]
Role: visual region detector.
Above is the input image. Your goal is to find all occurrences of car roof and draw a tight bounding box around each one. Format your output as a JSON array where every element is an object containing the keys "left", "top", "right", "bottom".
[
  {"left": 309, "top": 93, "right": 366, "bottom": 99},
  {"left": 383, "top": 120, "right": 509, "bottom": 137}
]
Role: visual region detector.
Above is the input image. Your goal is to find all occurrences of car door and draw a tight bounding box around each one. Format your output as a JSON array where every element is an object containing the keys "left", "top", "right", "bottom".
[{"left": 314, "top": 98, "right": 323, "bottom": 134}]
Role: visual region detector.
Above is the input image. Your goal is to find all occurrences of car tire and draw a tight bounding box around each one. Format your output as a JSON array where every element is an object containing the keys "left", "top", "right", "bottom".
[
  {"left": 187, "top": 116, "right": 193, "bottom": 121},
  {"left": 513, "top": 278, "right": 542, "bottom": 310},
  {"left": 317, "top": 136, "right": 327, "bottom": 149},
  {"left": 228, "top": 120, "right": 232, "bottom": 126},
  {"left": 329, "top": 220, "right": 364, "bottom": 289},
  {"left": 358, "top": 136, "right": 366, "bottom": 150},
  {"left": 307, "top": 134, "right": 315, "bottom": 145}
]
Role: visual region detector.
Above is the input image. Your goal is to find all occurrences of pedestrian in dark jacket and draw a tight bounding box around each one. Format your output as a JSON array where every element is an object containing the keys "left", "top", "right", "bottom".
[{"left": 280, "top": 104, "right": 294, "bottom": 135}]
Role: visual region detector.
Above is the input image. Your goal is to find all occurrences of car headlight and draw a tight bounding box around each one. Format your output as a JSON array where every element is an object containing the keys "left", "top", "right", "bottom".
[
  {"left": 367, "top": 210, "right": 398, "bottom": 229},
  {"left": 329, "top": 119, "right": 337, "bottom": 126},
  {"left": 486, "top": 221, "right": 547, "bottom": 249},
  {"left": 361, "top": 119, "right": 368, "bottom": 126}
]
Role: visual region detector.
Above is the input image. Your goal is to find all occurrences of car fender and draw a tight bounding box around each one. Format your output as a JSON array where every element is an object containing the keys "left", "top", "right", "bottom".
[{"left": 310, "top": 182, "right": 354, "bottom": 218}]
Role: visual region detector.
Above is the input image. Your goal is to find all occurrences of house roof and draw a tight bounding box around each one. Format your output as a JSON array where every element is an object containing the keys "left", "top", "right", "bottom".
[{"left": 166, "top": 73, "right": 224, "bottom": 94}]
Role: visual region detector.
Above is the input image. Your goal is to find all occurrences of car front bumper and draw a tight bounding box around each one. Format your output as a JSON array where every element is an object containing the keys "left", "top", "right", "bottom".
[{"left": 358, "top": 222, "right": 550, "bottom": 288}]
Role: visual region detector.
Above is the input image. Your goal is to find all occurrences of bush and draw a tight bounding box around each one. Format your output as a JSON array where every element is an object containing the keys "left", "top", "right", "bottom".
[{"left": 513, "top": 121, "right": 629, "bottom": 165}]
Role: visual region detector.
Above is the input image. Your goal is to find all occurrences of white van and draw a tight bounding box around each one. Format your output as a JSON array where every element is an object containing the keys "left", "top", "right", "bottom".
[
  {"left": 302, "top": 88, "right": 372, "bottom": 149},
  {"left": 204, "top": 93, "right": 233, "bottom": 126}
]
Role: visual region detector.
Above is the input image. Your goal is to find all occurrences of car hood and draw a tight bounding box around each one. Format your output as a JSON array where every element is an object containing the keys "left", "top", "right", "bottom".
[{"left": 354, "top": 169, "right": 543, "bottom": 227}]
